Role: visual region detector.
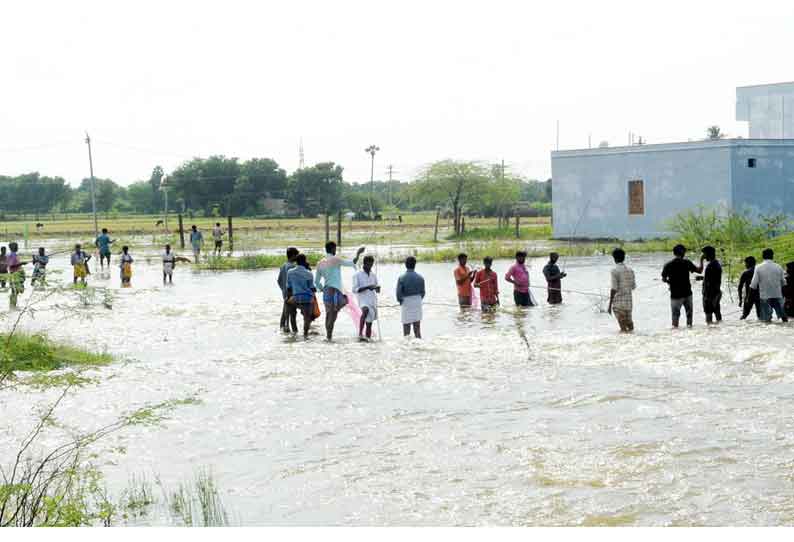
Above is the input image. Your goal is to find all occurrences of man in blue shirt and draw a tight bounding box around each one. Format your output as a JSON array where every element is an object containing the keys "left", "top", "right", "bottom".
[
  {"left": 287, "top": 254, "right": 317, "bottom": 338},
  {"left": 277, "top": 247, "right": 300, "bottom": 333},
  {"left": 95, "top": 228, "right": 115, "bottom": 271},
  {"left": 190, "top": 225, "right": 204, "bottom": 263},
  {"left": 397, "top": 256, "right": 426, "bottom": 338},
  {"left": 315, "top": 241, "right": 364, "bottom": 341}
]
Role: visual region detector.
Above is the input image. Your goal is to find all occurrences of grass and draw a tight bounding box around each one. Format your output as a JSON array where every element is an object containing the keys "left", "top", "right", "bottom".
[
  {"left": 196, "top": 253, "right": 323, "bottom": 270},
  {"left": 1, "top": 333, "right": 112, "bottom": 372},
  {"left": 446, "top": 224, "right": 552, "bottom": 241}
]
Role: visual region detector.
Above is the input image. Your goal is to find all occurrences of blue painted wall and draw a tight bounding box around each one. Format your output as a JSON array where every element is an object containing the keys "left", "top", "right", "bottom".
[
  {"left": 551, "top": 140, "right": 794, "bottom": 240},
  {"left": 731, "top": 143, "right": 794, "bottom": 219},
  {"left": 552, "top": 142, "right": 733, "bottom": 240}
]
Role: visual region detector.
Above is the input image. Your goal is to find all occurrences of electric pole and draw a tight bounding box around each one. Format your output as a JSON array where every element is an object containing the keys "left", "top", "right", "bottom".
[
  {"left": 85, "top": 132, "right": 98, "bottom": 238},
  {"left": 365, "top": 144, "right": 380, "bottom": 219},
  {"left": 387, "top": 164, "right": 394, "bottom": 207},
  {"left": 161, "top": 175, "right": 169, "bottom": 231}
]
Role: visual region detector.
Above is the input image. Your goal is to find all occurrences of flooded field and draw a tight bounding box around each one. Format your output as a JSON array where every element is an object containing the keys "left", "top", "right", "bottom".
[{"left": 2, "top": 252, "right": 794, "bottom": 526}]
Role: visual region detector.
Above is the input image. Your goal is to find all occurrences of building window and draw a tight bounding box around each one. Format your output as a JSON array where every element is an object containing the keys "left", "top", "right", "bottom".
[
  {"left": 747, "top": 158, "right": 757, "bottom": 168},
  {"left": 628, "top": 180, "right": 645, "bottom": 216}
]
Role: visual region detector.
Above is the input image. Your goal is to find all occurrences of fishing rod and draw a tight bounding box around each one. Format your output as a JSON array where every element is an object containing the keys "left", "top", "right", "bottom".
[{"left": 561, "top": 196, "right": 594, "bottom": 273}]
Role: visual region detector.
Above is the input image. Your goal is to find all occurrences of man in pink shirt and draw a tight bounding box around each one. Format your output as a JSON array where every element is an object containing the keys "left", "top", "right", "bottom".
[{"left": 505, "top": 251, "right": 533, "bottom": 307}]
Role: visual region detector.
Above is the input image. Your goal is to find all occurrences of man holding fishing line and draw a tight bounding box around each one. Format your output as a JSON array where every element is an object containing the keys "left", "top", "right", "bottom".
[
  {"left": 95, "top": 228, "right": 116, "bottom": 271},
  {"left": 315, "top": 241, "right": 365, "bottom": 341},
  {"left": 454, "top": 253, "right": 476, "bottom": 308},
  {"left": 353, "top": 254, "right": 380, "bottom": 340},
  {"left": 505, "top": 251, "right": 535, "bottom": 307}
]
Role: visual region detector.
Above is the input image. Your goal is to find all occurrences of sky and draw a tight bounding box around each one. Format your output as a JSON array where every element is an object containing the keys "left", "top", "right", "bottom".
[{"left": 2, "top": 0, "right": 794, "bottom": 187}]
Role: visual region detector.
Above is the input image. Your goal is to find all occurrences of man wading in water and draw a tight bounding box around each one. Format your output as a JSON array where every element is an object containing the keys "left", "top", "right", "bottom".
[
  {"left": 454, "top": 253, "right": 476, "bottom": 308},
  {"left": 661, "top": 244, "right": 699, "bottom": 328},
  {"left": 542, "top": 252, "right": 566, "bottom": 305},
  {"left": 505, "top": 251, "right": 533, "bottom": 307},
  {"left": 315, "top": 241, "right": 364, "bottom": 341},
  {"left": 699, "top": 246, "right": 723, "bottom": 325}
]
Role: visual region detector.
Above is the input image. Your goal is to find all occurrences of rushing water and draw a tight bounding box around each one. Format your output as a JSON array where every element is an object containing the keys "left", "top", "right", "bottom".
[{"left": 2, "top": 251, "right": 794, "bottom": 526}]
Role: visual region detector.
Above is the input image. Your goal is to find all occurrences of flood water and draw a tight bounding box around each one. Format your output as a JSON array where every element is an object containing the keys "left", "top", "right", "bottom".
[{"left": 2, "top": 251, "right": 794, "bottom": 526}]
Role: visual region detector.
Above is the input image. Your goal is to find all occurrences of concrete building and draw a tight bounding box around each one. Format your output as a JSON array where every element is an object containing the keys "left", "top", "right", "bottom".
[
  {"left": 551, "top": 139, "right": 794, "bottom": 240},
  {"left": 737, "top": 82, "right": 794, "bottom": 139}
]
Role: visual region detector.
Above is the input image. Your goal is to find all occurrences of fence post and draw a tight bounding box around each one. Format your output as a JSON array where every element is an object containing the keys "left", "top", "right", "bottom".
[
  {"left": 178, "top": 214, "right": 185, "bottom": 249},
  {"left": 433, "top": 209, "right": 440, "bottom": 242},
  {"left": 515, "top": 215, "right": 520, "bottom": 239},
  {"left": 336, "top": 210, "right": 342, "bottom": 247},
  {"left": 227, "top": 215, "right": 234, "bottom": 253},
  {"left": 325, "top": 214, "right": 330, "bottom": 242}
]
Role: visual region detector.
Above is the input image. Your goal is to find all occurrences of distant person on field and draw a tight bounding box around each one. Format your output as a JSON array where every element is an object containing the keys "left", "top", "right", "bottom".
[
  {"left": 315, "top": 241, "right": 365, "bottom": 341},
  {"left": 738, "top": 256, "right": 761, "bottom": 320},
  {"left": 277, "top": 247, "right": 300, "bottom": 333},
  {"left": 661, "top": 244, "right": 699, "bottom": 328},
  {"left": 0, "top": 246, "right": 8, "bottom": 289},
  {"left": 190, "top": 225, "right": 203, "bottom": 263},
  {"left": 353, "top": 255, "right": 380, "bottom": 340},
  {"left": 119, "top": 246, "right": 133, "bottom": 287},
  {"left": 397, "top": 256, "right": 425, "bottom": 338},
  {"left": 699, "top": 246, "right": 723, "bottom": 325},
  {"left": 7, "top": 242, "right": 28, "bottom": 309},
  {"left": 608, "top": 248, "right": 636, "bottom": 333},
  {"left": 784, "top": 262, "right": 794, "bottom": 318},
  {"left": 505, "top": 251, "right": 534, "bottom": 307},
  {"left": 71, "top": 244, "right": 91, "bottom": 286},
  {"left": 31, "top": 247, "right": 49, "bottom": 287},
  {"left": 212, "top": 222, "right": 224, "bottom": 256},
  {"left": 95, "top": 228, "right": 115, "bottom": 271},
  {"left": 750, "top": 248, "right": 788, "bottom": 323},
  {"left": 474, "top": 257, "right": 500, "bottom": 312},
  {"left": 454, "top": 253, "right": 476, "bottom": 308},
  {"left": 542, "top": 252, "right": 567, "bottom": 305},
  {"left": 287, "top": 254, "right": 317, "bottom": 338}
]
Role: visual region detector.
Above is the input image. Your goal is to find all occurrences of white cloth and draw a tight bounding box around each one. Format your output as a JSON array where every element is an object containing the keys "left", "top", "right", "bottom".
[
  {"left": 751, "top": 259, "right": 785, "bottom": 300},
  {"left": 213, "top": 227, "right": 223, "bottom": 241},
  {"left": 352, "top": 270, "right": 379, "bottom": 312},
  {"left": 401, "top": 294, "right": 423, "bottom": 325},
  {"left": 163, "top": 252, "right": 175, "bottom": 273}
]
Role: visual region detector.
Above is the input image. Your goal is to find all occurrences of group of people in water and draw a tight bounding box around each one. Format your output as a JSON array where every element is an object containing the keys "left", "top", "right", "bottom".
[
  {"left": 3, "top": 227, "right": 794, "bottom": 337},
  {"left": 275, "top": 242, "right": 794, "bottom": 340}
]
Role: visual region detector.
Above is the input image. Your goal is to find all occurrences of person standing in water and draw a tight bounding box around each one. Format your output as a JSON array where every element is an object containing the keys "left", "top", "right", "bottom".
[
  {"left": 661, "top": 244, "right": 699, "bottom": 328},
  {"left": 119, "top": 246, "right": 133, "bottom": 287},
  {"left": 542, "top": 252, "right": 567, "bottom": 305},
  {"left": 190, "top": 225, "right": 204, "bottom": 263},
  {"left": 699, "top": 246, "right": 723, "bottom": 325},
  {"left": 607, "top": 248, "right": 636, "bottom": 333},
  {"left": 397, "top": 256, "right": 425, "bottom": 338},
  {"left": 95, "top": 228, "right": 115, "bottom": 271},
  {"left": 71, "top": 244, "right": 91, "bottom": 286},
  {"left": 163, "top": 244, "right": 176, "bottom": 285},
  {"left": 738, "top": 256, "right": 761, "bottom": 320},
  {"left": 784, "top": 262, "right": 794, "bottom": 318},
  {"left": 287, "top": 254, "right": 317, "bottom": 338},
  {"left": 474, "top": 257, "right": 500, "bottom": 312},
  {"left": 454, "top": 253, "right": 476, "bottom": 308},
  {"left": 212, "top": 222, "right": 224, "bottom": 256},
  {"left": 751, "top": 248, "right": 788, "bottom": 323},
  {"left": 314, "top": 242, "right": 365, "bottom": 341},
  {"left": 277, "top": 247, "right": 300, "bottom": 333},
  {"left": 505, "top": 251, "right": 533, "bottom": 307},
  {"left": 0, "top": 246, "right": 8, "bottom": 289},
  {"left": 353, "top": 255, "right": 380, "bottom": 340},
  {"left": 7, "top": 242, "right": 28, "bottom": 309},
  {"left": 31, "top": 248, "right": 49, "bottom": 287}
]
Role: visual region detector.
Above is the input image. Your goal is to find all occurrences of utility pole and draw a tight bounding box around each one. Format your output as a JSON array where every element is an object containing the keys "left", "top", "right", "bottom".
[
  {"left": 387, "top": 164, "right": 394, "bottom": 206},
  {"left": 161, "top": 175, "right": 169, "bottom": 231},
  {"left": 85, "top": 132, "right": 98, "bottom": 238},
  {"left": 365, "top": 144, "right": 380, "bottom": 219},
  {"left": 501, "top": 159, "right": 505, "bottom": 180}
]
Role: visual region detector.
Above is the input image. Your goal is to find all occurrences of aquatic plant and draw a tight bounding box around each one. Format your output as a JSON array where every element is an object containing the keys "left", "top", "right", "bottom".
[
  {"left": 0, "top": 333, "right": 112, "bottom": 373},
  {"left": 445, "top": 224, "right": 552, "bottom": 242}
]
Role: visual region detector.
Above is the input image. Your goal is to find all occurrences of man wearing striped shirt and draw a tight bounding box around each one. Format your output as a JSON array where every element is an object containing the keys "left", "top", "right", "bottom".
[{"left": 608, "top": 248, "right": 636, "bottom": 333}]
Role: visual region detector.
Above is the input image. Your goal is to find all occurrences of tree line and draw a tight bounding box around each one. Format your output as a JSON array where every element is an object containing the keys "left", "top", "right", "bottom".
[{"left": 0, "top": 156, "right": 551, "bottom": 225}]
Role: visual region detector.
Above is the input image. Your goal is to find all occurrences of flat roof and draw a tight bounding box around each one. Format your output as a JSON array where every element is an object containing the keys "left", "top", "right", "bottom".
[
  {"left": 551, "top": 138, "right": 794, "bottom": 158},
  {"left": 736, "top": 81, "right": 794, "bottom": 90}
]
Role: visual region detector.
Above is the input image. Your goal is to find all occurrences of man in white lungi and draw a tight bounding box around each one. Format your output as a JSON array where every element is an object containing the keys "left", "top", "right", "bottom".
[
  {"left": 396, "top": 256, "right": 425, "bottom": 338},
  {"left": 353, "top": 255, "right": 380, "bottom": 340}
]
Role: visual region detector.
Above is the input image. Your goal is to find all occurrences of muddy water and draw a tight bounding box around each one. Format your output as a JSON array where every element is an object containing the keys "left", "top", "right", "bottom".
[{"left": 2, "top": 252, "right": 794, "bottom": 526}]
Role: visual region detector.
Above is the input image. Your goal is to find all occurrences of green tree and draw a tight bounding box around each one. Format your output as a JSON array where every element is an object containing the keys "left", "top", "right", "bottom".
[
  {"left": 287, "top": 162, "right": 345, "bottom": 217},
  {"left": 413, "top": 160, "right": 490, "bottom": 235},
  {"left": 126, "top": 181, "right": 157, "bottom": 213},
  {"left": 234, "top": 158, "right": 288, "bottom": 215},
  {"left": 170, "top": 156, "right": 241, "bottom": 216}
]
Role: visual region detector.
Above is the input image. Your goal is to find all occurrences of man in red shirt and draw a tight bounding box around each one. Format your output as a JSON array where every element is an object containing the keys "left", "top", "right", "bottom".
[
  {"left": 474, "top": 257, "right": 500, "bottom": 311},
  {"left": 454, "top": 253, "right": 476, "bottom": 308}
]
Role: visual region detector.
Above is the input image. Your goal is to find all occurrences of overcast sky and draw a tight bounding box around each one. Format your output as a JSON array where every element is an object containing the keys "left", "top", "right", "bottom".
[{"left": 2, "top": 0, "right": 793, "bottom": 187}]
